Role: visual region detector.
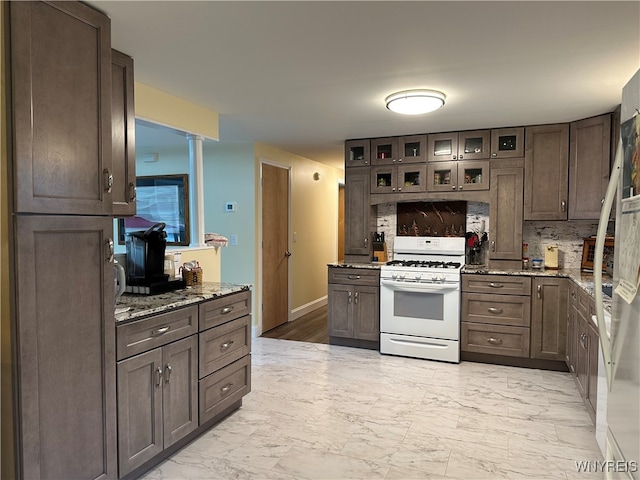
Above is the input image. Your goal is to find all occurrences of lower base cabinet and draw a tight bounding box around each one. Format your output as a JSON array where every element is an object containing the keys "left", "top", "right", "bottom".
[
  {"left": 116, "top": 290, "right": 252, "bottom": 478},
  {"left": 117, "top": 318, "right": 198, "bottom": 476},
  {"left": 327, "top": 267, "right": 380, "bottom": 349}
]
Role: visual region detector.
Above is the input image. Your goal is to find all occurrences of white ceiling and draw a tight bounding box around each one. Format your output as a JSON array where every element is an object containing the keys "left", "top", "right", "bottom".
[{"left": 92, "top": 1, "right": 640, "bottom": 171}]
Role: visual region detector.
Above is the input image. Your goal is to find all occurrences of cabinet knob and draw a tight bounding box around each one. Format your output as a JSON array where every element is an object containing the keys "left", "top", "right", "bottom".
[
  {"left": 458, "top": 185, "right": 463, "bottom": 190},
  {"left": 459, "top": 155, "right": 463, "bottom": 159},
  {"left": 452, "top": 186, "right": 457, "bottom": 190},
  {"left": 492, "top": 152, "right": 497, "bottom": 157},
  {"left": 398, "top": 187, "right": 402, "bottom": 192},
  {"left": 453, "top": 155, "right": 457, "bottom": 160},
  {"left": 491, "top": 241, "right": 496, "bottom": 252},
  {"left": 129, "top": 183, "right": 137, "bottom": 201},
  {"left": 561, "top": 200, "right": 566, "bottom": 212},
  {"left": 398, "top": 158, "right": 402, "bottom": 163}
]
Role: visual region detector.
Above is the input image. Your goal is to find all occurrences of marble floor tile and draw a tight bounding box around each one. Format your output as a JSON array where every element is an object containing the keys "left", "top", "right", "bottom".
[{"left": 141, "top": 337, "right": 603, "bottom": 480}]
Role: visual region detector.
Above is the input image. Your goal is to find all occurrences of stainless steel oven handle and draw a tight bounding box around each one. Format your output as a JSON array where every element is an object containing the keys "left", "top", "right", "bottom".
[{"left": 380, "top": 278, "right": 459, "bottom": 292}]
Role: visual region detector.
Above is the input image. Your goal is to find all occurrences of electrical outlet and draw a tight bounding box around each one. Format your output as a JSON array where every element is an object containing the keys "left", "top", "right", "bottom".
[
  {"left": 293, "top": 232, "right": 297, "bottom": 243},
  {"left": 230, "top": 234, "right": 238, "bottom": 246}
]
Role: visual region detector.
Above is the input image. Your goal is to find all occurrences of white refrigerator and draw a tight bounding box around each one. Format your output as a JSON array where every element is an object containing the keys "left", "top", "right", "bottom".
[{"left": 595, "top": 68, "right": 640, "bottom": 480}]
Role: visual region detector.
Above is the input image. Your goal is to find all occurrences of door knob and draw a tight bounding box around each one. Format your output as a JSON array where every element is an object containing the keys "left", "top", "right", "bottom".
[{"left": 285, "top": 251, "right": 292, "bottom": 257}]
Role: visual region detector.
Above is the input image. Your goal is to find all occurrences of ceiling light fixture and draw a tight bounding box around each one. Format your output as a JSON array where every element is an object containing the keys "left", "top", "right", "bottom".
[{"left": 385, "top": 89, "right": 446, "bottom": 115}]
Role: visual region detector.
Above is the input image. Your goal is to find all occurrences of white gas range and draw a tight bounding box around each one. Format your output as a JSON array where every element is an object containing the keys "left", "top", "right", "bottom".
[{"left": 380, "top": 236, "right": 465, "bottom": 363}]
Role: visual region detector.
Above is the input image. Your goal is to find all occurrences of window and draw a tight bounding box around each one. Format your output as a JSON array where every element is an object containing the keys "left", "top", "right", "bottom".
[{"left": 118, "top": 174, "right": 190, "bottom": 246}]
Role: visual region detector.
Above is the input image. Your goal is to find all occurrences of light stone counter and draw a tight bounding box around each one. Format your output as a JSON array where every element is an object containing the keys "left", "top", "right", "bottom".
[
  {"left": 327, "top": 262, "right": 383, "bottom": 270},
  {"left": 115, "top": 282, "right": 251, "bottom": 323}
]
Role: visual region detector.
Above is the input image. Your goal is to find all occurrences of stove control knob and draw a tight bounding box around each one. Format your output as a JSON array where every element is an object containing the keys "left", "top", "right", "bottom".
[
  {"left": 438, "top": 275, "right": 446, "bottom": 283},
  {"left": 399, "top": 273, "right": 406, "bottom": 280},
  {"left": 391, "top": 272, "right": 398, "bottom": 280},
  {"left": 431, "top": 275, "right": 438, "bottom": 282},
  {"left": 414, "top": 273, "right": 422, "bottom": 281}
]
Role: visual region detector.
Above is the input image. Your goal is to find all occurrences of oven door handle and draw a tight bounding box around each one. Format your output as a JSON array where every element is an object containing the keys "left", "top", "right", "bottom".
[{"left": 380, "top": 278, "right": 459, "bottom": 292}]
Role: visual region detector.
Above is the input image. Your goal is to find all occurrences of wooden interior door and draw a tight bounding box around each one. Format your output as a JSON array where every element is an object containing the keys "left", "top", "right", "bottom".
[{"left": 261, "top": 163, "right": 290, "bottom": 333}]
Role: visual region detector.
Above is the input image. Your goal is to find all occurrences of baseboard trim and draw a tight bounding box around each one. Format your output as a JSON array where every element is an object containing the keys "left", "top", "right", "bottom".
[{"left": 291, "top": 295, "right": 327, "bottom": 321}]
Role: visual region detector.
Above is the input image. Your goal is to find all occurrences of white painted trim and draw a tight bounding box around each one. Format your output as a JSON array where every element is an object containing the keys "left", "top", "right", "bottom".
[{"left": 291, "top": 296, "right": 327, "bottom": 321}]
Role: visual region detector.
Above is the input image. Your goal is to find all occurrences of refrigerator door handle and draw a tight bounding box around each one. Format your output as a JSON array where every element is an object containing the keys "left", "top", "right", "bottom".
[{"left": 594, "top": 137, "right": 622, "bottom": 390}]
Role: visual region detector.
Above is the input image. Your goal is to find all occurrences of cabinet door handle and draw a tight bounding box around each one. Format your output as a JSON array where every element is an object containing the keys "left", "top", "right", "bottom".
[
  {"left": 106, "top": 238, "right": 114, "bottom": 263},
  {"left": 221, "top": 306, "right": 234, "bottom": 315},
  {"left": 165, "top": 364, "right": 172, "bottom": 383},
  {"left": 458, "top": 185, "right": 463, "bottom": 191},
  {"left": 488, "top": 282, "right": 503, "bottom": 288},
  {"left": 221, "top": 383, "right": 234, "bottom": 395},
  {"left": 348, "top": 291, "right": 352, "bottom": 304},
  {"left": 459, "top": 154, "right": 463, "bottom": 159},
  {"left": 103, "top": 168, "right": 113, "bottom": 194},
  {"left": 155, "top": 367, "right": 163, "bottom": 387},
  {"left": 397, "top": 158, "right": 402, "bottom": 163},
  {"left": 537, "top": 284, "right": 542, "bottom": 299},
  {"left": 488, "top": 307, "right": 503, "bottom": 314},
  {"left": 561, "top": 200, "right": 566, "bottom": 212},
  {"left": 491, "top": 241, "right": 496, "bottom": 252},
  {"left": 129, "top": 182, "right": 137, "bottom": 201},
  {"left": 151, "top": 326, "right": 170, "bottom": 336},
  {"left": 364, "top": 237, "right": 368, "bottom": 248},
  {"left": 487, "top": 337, "right": 503, "bottom": 345},
  {"left": 221, "top": 340, "right": 234, "bottom": 350},
  {"left": 354, "top": 291, "right": 359, "bottom": 304},
  {"left": 451, "top": 185, "right": 457, "bottom": 190},
  {"left": 453, "top": 155, "right": 457, "bottom": 160},
  {"left": 347, "top": 275, "right": 361, "bottom": 280}
]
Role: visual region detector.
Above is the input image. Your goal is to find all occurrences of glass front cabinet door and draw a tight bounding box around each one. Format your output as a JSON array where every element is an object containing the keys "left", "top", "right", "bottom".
[
  {"left": 458, "top": 161, "right": 490, "bottom": 191},
  {"left": 398, "top": 135, "right": 427, "bottom": 164},
  {"left": 345, "top": 139, "right": 370, "bottom": 167},
  {"left": 427, "top": 133, "right": 458, "bottom": 162},
  {"left": 457, "top": 130, "right": 490, "bottom": 160},
  {"left": 491, "top": 127, "right": 524, "bottom": 158},
  {"left": 427, "top": 161, "right": 457, "bottom": 192},
  {"left": 371, "top": 137, "right": 398, "bottom": 165}
]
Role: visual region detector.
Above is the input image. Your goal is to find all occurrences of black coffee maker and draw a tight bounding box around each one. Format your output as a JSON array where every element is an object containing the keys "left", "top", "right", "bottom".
[{"left": 126, "top": 222, "right": 168, "bottom": 286}]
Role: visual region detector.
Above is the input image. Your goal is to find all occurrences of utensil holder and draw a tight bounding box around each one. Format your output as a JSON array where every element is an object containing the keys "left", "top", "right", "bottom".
[{"left": 184, "top": 268, "right": 203, "bottom": 286}]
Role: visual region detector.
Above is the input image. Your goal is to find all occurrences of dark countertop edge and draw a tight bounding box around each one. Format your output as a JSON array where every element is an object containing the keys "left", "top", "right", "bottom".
[
  {"left": 115, "top": 282, "right": 252, "bottom": 324},
  {"left": 327, "top": 262, "right": 383, "bottom": 269}
]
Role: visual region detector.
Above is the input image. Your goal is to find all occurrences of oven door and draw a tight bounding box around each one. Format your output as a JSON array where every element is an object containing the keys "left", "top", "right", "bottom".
[{"left": 380, "top": 278, "right": 460, "bottom": 340}]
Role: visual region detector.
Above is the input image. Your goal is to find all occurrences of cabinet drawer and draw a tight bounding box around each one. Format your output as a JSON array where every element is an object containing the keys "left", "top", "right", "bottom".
[
  {"left": 328, "top": 267, "right": 379, "bottom": 286},
  {"left": 199, "top": 315, "right": 251, "bottom": 378},
  {"left": 199, "top": 355, "right": 251, "bottom": 425},
  {"left": 117, "top": 306, "right": 198, "bottom": 361},
  {"left": 462, "top": 274, "right": 531, "bottom": 296},
  {"left": 461, "top": 322, "right": 530, "bottom": 357},
  {"left": 462, "top": 293, "right": 531, "bottom": 327},
  {"left": 199, "top": 290, "right": 251, "bottom": 331}
]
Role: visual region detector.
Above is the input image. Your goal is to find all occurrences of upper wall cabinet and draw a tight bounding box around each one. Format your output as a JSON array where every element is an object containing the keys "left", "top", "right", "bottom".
[
  {"left": 345, "top": 139, "right": 371, "bottom": 168},
  {"left": 371, "top": 137, "right": 398, "bottom": 165},
  {"left": 111, "top": 50, "right": 137, "bottom": 217},
  {"left": 491, "top": 127, "right": 525, "bottom": 159},
  {"left": 568, "top": 114, "right": 611, "bottom": 220},
  {"left": 427, "top": 130, "right": 490, "bottom": 162},
  {"left": 371, "top": 135, "right": 427, "bottom": 165},
  {"left": 10, "top": 1, "right": 113, "bottom": 215},
  {"left": 524, "top": 124, "right": 569, "bottom": 220}
]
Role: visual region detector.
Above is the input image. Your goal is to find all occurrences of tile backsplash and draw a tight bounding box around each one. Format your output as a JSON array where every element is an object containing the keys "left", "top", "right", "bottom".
[{"left": 375, "top": 201, "right": 609, "bottom": 269}]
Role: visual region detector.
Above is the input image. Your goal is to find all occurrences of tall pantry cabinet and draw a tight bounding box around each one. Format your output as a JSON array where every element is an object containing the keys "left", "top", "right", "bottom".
[{"left": 7, "top": 2, "right": 120, "bottom": 478}]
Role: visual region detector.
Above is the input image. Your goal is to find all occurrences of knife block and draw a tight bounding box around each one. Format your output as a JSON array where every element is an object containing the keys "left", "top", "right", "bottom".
[{"left": 373, "top": 241, "right": 387, "bottom": 263}]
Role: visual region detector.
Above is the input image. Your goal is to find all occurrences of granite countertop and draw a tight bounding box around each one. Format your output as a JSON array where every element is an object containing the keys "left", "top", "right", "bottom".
[
  {"left": 327, "top": 262, "right": 383, "bottom": 270},
  {"left": 115, "top": 282, "right": 251, "bottom": 324}
]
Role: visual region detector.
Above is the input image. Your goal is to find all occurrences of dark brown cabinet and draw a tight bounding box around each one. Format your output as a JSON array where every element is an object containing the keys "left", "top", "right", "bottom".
[
  {"left": 428, "top": 130, "right": 490, "bottom": 162},
  {"left": 371, "top": 164, "right": 426, "bottom": 194},
  {"left": 427, "top": 160, "right": 489, "bottom": 193},
  {"left": 116, "top": 308, "right": 199, "bottom": 476},
  {"left": 10, "top": 1, "right": 113, "bottom": 216},
  {"left": 566, "top": 286, "right": 599, "bottom": 423},
  {"left": 14, "top": 215, "right": 117, "bottom": 480},
  {"left": 461, "top": 275, "right": 532, "bottom": 358},
  {"left": 344, "top": 167, "right": 371, "bottom": 258},
  {"left": 328, "top": 267, "right": 380, "bottom": 348},
  {"left": 111, "top": 49, "right": 137, "bottom": 217},
  {"left": 491, "top": 127, "right": 525, "bottom": 159},
  {"left": 569, "top": 114, "right": 611, "bottom": 220},
  {"left": 345, "top": 139, "right": 371, "bottom": 168},
  {"left": 530, "top": 278, "right": 568, "bottom": 361},
  {"left": 488, "top": 167, "right": 523, "bottom": 263},
  {"left": 524, "top": 124, "right": 570, "bottom": 220}
]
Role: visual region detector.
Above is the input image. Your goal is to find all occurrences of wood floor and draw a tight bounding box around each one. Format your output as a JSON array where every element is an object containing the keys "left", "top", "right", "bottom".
[{"left": 260, "top": 306, "right": 328, "bottom": 344}]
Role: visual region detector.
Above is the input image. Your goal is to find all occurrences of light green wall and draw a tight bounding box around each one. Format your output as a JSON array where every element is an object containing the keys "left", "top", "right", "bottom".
[{"left": 202, "top": 143, "right": 256, "bottom": 287}]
